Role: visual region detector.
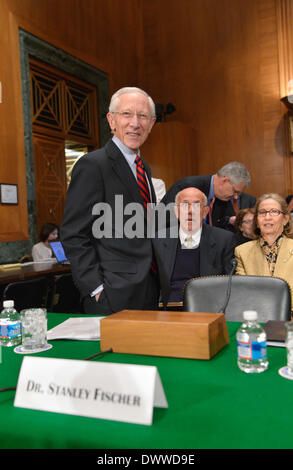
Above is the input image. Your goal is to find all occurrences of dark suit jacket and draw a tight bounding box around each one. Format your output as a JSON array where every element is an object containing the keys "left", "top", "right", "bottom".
[
  {"left": 60, "top": 139, "right": 157, "bottom": 314},
  {"left": 153, "top": 223, "right": 235, "bottom": 305},
  {"left": 161, "top": 174, "right": 256, "bottom": 230}
]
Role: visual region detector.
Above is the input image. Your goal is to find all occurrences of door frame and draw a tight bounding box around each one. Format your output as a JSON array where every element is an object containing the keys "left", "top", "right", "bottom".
[{"left": 18, "top": 29, "right": 110, "bottom": 248}]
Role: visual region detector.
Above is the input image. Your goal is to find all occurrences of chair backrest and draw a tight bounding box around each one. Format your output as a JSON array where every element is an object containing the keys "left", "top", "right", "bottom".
[
  {"left": 50, "top": 273, "right": 82, "bottom": 313},
  {"left": 183, "top": 275, "right": 292, "bottom": 322},
  {"left": 2, "top": 277, "right": 49, "bottom": 312}
]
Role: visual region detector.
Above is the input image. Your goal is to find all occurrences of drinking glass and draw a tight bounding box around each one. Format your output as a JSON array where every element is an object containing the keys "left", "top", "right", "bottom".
[
  {"left": 20, "top": 308, "right": 47, "bottom": 350},
  {"left": 285, "top": 321, "right": 293, "bottom": 375}
]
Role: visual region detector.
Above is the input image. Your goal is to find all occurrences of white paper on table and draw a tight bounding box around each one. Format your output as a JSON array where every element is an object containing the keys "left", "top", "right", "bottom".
[{"left": 47, "top": 317, "right": 105, "bottom": 341}]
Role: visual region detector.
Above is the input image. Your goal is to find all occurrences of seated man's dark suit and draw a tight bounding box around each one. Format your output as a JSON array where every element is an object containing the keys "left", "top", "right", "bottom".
[
  {"left": 161, "top": 175, "right": 256, "bottom": 230},
  {"left": 61, "top": 139, "right": 159, "bottom": 314},
  {"left": 153, "top": 223, "right": 235, "bottom": 305}
]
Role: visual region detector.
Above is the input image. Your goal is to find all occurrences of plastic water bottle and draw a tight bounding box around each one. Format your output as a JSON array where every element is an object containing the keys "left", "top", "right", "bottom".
[
  {"left": 236, "top": 310, "right": 268, "bottom": 373},
  {"left": 0, "top": 300, "right": 21, "bottom": 347}
]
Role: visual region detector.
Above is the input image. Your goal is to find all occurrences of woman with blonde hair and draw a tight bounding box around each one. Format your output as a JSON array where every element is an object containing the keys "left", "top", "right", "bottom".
[{"left": 234, "top": 193, "right": 293, "bottom": 304}]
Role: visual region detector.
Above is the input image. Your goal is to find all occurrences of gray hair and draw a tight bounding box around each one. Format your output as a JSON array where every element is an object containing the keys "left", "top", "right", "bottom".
[
  {"left": 217, "top": 161, "right": 251, "bottom": 186},
  {"left": 109, "top": 87, "right": 156, "bottom": 118}
]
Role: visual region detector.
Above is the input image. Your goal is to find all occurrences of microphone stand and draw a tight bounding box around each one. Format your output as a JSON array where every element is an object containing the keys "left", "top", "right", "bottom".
[{"left": 218, "top": 259, "right": 237, "bottom": 314}]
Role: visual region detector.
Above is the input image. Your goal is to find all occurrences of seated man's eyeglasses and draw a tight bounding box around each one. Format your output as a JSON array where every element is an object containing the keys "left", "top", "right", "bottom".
[{"left": 177, "top": 202, "right": 207, "bottom": 209}]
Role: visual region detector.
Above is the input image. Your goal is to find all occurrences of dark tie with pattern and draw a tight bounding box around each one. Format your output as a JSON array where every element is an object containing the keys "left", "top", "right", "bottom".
[
  {"left": 135, "top": 156, "right": 151, "bottom": 209},
  {"left": 135, "top": 155, "right": 157, "bottom": 274}
]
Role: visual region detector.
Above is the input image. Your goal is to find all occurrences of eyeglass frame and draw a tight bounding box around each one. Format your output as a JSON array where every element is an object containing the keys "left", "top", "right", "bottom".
[
  {"left": 227, "top": 178, "right": 244, "bottom": 196},
  {"left": 112, "top": 111, "right": 152, "bottom": 122},
  {"left": 176, "top": 202, "right": 208, "bottom": 210},
  {"left": 257, "top": 209, "right": 285, "bottom": 217},
  {"left": 241, "top": 219, "right": 254, "bottom": 224}
]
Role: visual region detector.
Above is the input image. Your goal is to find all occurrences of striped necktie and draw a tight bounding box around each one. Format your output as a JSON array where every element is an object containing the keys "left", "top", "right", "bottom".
[
  {"left": 135, "top": 155, "right": 157, "bottom": 274},
  {"left": 135, "top": 156, "right": 151, "bottom": 208}
]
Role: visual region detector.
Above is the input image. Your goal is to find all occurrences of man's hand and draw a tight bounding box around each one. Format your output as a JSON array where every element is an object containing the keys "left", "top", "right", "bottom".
[{"left": 95, "top": 290, "right": 103, "bottom": 302}]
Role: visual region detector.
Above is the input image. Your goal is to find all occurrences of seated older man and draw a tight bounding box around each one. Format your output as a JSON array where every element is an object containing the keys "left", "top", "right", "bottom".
[{"left": 154, "top": 187, "right": 235, "bottom": 305}]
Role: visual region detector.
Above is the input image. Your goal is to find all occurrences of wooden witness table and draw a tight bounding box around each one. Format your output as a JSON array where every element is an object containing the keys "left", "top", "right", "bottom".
[
  {"left": 0, "top": 261, "right": 70, "bottom": 285},
  {"left": 0, "top": 312, "right": 292, "bottom": 457}
]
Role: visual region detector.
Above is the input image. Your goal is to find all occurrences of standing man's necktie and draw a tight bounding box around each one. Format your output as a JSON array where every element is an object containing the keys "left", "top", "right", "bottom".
[
  {"left": 135, "top": 156, "right": 151, "bottom": 208},
  {"left": 135, "top": 156, "right": 157, "bottom": 274}
]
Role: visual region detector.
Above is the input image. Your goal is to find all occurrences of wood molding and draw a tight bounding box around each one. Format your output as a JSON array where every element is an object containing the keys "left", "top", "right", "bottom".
[
  {"left": 8, "top": 11, "right": 110, "bottom": 76},
  {"left": 276, "top": 0, "right": 293, "bottom": 193},
  {"left": 276, "top": 0, "right": 293, "bottom": 98}
]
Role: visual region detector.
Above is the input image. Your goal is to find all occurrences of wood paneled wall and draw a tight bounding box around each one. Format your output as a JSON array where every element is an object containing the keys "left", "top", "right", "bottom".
[
  {"left": 1, "top": 0, "right": 293, "bottom": 244},
  {"left": 0, "top": 1, "right": 29, "bottom": 241},
  {"left": 139, "top": 0, "right": 292, "bottom": 198},
  {"left": 0, "top": 0, "right": 143, "bottom": 242},
  {"left": 276, "top": 0, "right": 293, "bottom": 192},
  {"left": 142, "top": 122, "right": 197, "bottom": 191}
]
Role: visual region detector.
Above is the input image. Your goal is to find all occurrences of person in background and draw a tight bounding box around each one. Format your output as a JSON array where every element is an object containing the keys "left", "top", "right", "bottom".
[
  {"left": 234, "top": 193, "right": 293, "bottom": 305},
  {"left": 286, "top": 194, "right": 293, "bottom": 217},
  {"left": 32, "top": 223, "right": 59, "bottom": 261},
  {"left": 233, "top": 208, "right": 255, "bottom": 247},
  {"left": 161, "top": 161, "right": 255, "bottom": 232},
  {"left": 152, "top": 177, "right": 166, "bottom": 203}
]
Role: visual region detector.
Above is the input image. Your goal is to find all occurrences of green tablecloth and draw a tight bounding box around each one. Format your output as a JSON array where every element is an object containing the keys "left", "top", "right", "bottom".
[{"left": 0, "top": 313, "right": 291, "bottom": 449}]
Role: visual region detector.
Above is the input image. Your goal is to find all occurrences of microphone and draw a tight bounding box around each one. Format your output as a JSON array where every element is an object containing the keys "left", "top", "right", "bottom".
[{"left": 217, "top": 258, "right": 238, "bottom": 314}]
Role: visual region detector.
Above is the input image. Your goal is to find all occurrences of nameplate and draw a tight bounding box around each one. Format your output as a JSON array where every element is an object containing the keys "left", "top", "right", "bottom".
[{"left": 14, "top": 356, "right": 168, "bottom": 425}]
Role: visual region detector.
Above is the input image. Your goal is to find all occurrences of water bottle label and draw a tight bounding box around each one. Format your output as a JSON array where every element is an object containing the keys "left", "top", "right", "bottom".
[
  {"left": 0, "top": 321, "right": 21, "bottom": 338},
  {"left": 237, "top": 340, "right": 267, "bottom": 360},
  {"left": 251, "top": 341, "right": 267, "bottom": 360}
]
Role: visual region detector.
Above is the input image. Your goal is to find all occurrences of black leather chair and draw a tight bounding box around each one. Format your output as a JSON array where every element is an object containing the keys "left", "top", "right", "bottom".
[
  {"left": 183, "top": 275, "right": 291, "bottom": 322},
  {"left": 2, "top": 277, "right": 49, "bottom": 312},
  {"left": 50, "top": 273, "right": 82, "bottom": 313}
]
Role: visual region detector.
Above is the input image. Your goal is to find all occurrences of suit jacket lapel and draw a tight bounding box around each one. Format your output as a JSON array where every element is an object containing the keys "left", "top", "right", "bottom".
[
  {"left": 254, "top": 240, "right": 271, "bottom": 275},
  {"left": 199, "top": 224, "right": 216, "bottom": 275},
  {"left": 143, "top": 158, "right": 156, "bottom": 204},
  {"left": 106, "top": 140, "right": 144, "bottom": 204},
  {"left": 274, "top": 237, "right": 293, "bottom": 277},
  {"left": 160, "top": 233, "right": 179, "bottom": 282}
]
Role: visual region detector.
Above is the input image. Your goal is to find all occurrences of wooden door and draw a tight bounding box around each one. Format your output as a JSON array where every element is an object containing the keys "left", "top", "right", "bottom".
[{"left": 33, "top": 134, "right": 66, "bottom": 236}]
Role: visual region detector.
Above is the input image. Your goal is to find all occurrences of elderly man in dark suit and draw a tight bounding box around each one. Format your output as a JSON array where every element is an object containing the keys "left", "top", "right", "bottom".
[
  {"left": 161, "top": 162, "right": 256, "bottom": 232},
  {"left": 154, "top": 187, "right": 235, "bottom": 305},
  {"left": 61, "top": 87, "right": 159, "bottom": 314}
]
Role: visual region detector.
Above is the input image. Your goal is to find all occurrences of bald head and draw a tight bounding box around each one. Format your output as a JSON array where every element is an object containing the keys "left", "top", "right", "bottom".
[
  {"left": 174, "top": 187, "right": 209, "bottom": 234},
  {"left": 175, "top": 187, "right": 207, "bottom": 206}
]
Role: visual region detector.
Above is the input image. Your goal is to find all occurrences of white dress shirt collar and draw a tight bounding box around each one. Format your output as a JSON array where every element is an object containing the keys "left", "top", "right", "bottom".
[
  {"left": 112, "top": 135, "right": 139, "bottom": 163},
  {"left": 179, "top": 226, "right": 202, "bottom": 249}
]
